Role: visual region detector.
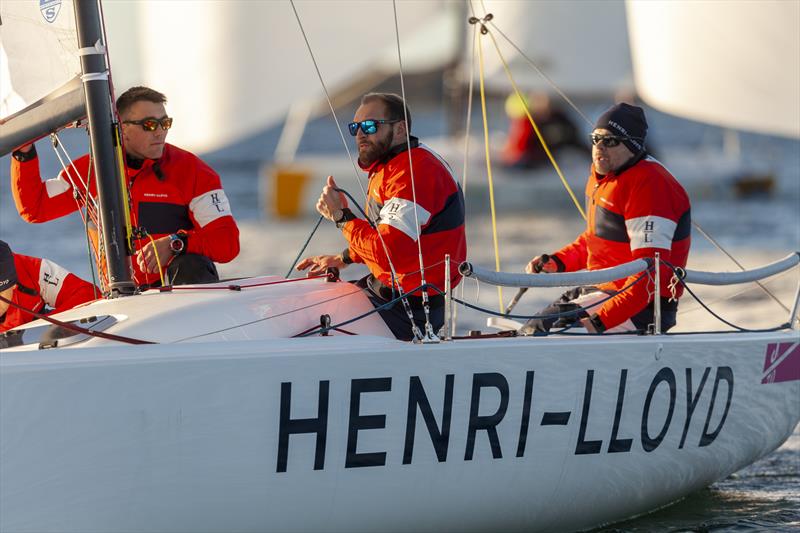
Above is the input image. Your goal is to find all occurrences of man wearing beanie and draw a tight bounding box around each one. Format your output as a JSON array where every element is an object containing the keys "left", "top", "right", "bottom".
[
  {"left": 0, "top": 240, "right": 99, "bottom": 333},
  {"left": 520, "top": 103, "right": 691, "bottom": 335}
]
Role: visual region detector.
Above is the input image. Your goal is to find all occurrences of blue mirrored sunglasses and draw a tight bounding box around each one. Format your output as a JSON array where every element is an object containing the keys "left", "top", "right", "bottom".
[{"left": 348, "top": 119, "right": 400, "bottom": 136}]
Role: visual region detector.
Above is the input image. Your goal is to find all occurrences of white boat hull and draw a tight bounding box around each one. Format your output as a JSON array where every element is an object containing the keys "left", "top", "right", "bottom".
[{"left": 2, "top": 329, "right": 798, "bottom": 532}]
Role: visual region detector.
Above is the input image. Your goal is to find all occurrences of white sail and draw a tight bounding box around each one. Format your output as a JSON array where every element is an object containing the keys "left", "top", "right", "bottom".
[
  {"left": 471, "top": 0, "right": 633, "bottom": 96},
  {"left": 102, "top": 0, "right": 462, "bottom": 154},
  {"left": 0, "top": 0, "right": 86, "bottom": 155},
  {"left": 626, "top": 0, "right": 800, "bottom": 139},
  {"left": 0, "top": 0, "right": 80, "bottom": 118}
]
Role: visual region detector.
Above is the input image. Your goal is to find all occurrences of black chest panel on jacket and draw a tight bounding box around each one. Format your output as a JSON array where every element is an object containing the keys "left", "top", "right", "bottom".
[{"left": 137, "top": 202, "right": 192, "bottom": 235}]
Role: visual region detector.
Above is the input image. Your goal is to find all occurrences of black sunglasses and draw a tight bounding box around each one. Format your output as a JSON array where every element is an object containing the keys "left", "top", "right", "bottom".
[
  {"left": 590, "top": 133, "right": 640, "bottom": 148},
  {"left": 348, "top": 119, "right": 401, "bottom": 136},
  {"left": 123, "top": 116, "right": 173, "bottom": 132}
]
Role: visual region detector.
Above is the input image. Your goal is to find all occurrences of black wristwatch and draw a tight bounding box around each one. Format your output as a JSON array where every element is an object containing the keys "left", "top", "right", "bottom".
[
  {"left": 334, "top": 208, "right": 356, "bottom": 229},
  {"left": 168, "top": 233, "right": 186, "bottom": 255}
]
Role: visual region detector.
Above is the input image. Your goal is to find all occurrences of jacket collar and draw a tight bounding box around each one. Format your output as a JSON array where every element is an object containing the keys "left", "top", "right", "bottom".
[
  {"left": 359, "top": 136, "right": 420, "bottom": 172},
  {"left": 125, "top": 144, "right": 170, "bottom": 180},
  {"left": 594, "top": 150, "right": 647, "bottom": 181}
]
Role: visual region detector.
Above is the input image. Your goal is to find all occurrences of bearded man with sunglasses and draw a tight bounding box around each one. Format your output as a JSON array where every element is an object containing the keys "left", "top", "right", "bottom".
[
  {"left": 297, "top": 92, "right": 467, "bottom": 340},
  {"left": 10, "top": 86, "right": 239, "bottom": 288},
  {"left": 520, "top": 103, "right": 691, "bottom": 335}
]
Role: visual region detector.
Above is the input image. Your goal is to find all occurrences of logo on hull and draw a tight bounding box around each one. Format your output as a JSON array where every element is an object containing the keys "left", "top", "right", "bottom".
[{"left": 762, "top": 342, "right": 800, "bottom": 384}]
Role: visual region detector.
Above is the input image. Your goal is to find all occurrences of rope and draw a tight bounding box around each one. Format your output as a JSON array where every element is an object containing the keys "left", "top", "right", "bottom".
[
  {"left": 678, "top": 269, "right": 793, "bottom": 317},
  {"left": 288, "top": 0, "right": 407, "bottom": 325},
  {"left": 146, "top": 233, "right": 166, "bottom": 286},
  {"left": 474, "top": 15, "right": 504, "bottom": 313},
  {"left": 171, "top": 284, "right": 366, "bottom": 342},
  {"left": 0, "top": 293, "right": 154, "bottom": 345},
  {"left": 663, "top": 261, "right": 790, "bottom": 332},
  {"left": 297, "top": 281, "right": 441, "bottom": 337},
  {"left": 484, "top": 27, "right": 587, "bottom": 220},
  {"left": 475, "top": 6, "right": 786, "bottom": 317},
  {"left": 163, "top": 274, "right": 328, "bottom": 291},
  {"left": 286, "top": 215, "right": 324, "bottom": 277},
  {"left": 453, "top": 269, "right": 651, "bottom": 320},
  {"left": 486, "top": 21, "right": 592, "bottom": 127}
]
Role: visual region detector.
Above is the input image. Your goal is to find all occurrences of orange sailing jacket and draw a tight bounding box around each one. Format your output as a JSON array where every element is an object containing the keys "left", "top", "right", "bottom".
[
  {"left": 342, "top": 137, "right": 467, "bottom": 295},
  {"left": 553, "top": 156, "right": 691, "bottom": 329},
  {"left": 0, "top": 253, "right": 98, "bottom": 332},
  {"left": 11, "top": 144, "right": 239, "bottom": 286}
]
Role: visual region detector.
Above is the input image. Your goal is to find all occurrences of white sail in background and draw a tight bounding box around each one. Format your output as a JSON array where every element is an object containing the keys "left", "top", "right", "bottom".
[
  {"left": 472, "top": 0, "right": 633, "bottom": 96},
  {"left": 626, "top": 0, "right": 800, "bottom": 139},
  {"left": 103, "top": 0, "right": 461, "bottom": 154},
  {"left": 0, "top": 0, "right": 80, "bottom": 120}
]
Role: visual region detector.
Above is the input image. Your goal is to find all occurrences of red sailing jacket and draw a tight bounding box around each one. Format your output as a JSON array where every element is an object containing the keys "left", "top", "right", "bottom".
[
  {"left": 11, "top": 144, "right": 239, "bottom": 286},
  {"left": 342, "top": 137, "right": 467, "bottom": 295},
  {"left": 0, "top": 253, "right": 99, "bottom": 332},
  {"left": 553, "top": 156, "right": 691, "bottom": 329}
]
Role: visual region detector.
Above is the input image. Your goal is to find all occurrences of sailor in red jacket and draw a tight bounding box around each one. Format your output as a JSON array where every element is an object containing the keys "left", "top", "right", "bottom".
[
  {"left": 10, "top": 86, "right": 239, "bottom": 287},
  {"left": 0, "top": 240, "right": 99, "bottom": 333},
  {"left": 521, "top": 103, "right": 691, "bottom": 334},
  {"left": 297, "top": 93, "right": 467, "bottom": 340}
]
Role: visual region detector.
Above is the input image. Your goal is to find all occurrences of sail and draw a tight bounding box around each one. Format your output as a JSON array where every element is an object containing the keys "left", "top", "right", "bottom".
[
  {"left": 626, "top": 0, "right": 800, "bottom": 139},
  {"left": 102, "top": 0, "right": 462, "bottom": 154},
  {"left": 472, "top": 0, "right": 633, "bottom": 97},
  {"left": 0, "top": 0, "right": 86, "bottom": 155}
]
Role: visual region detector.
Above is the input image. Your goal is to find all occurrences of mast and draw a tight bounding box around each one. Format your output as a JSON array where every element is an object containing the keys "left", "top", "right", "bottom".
[{"left": 73, "top": 0, "right": 135, "bottom": 297}]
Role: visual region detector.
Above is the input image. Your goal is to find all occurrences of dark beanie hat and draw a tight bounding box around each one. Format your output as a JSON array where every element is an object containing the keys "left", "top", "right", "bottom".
[
  {"left": 0, "top": 240, "right": 17, "bottom": 292},
  {"left": 595, "top": 103, "right": 648, "bottom": 154}
]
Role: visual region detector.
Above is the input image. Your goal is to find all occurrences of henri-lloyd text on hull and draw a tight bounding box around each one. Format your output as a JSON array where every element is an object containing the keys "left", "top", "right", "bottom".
[{"left": 277, "top": 366, "right": 734, "bottom": 472}]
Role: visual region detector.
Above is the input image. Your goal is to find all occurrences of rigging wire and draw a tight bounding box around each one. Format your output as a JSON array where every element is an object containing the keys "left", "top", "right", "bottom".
[
  {"left": 474, "top": 15, "right": 504, "bottom": 313},
  {"left": 691, "top": 222, "right": 790, "bottom": 313},
  {"left": 453, "top": 10, "right": 480, "bottom": 336},
  {"left": 172, "top": 284, "right": 367, "bottom": 342},
  {"left": 287, "top": 0, "right": 406, "bottom": 306},
  {"left": 391, "top": 0, "right": 436, "bottom": 341},
  {"left": 0, "top": 293, "right": 154, "bottom": 345},
  {"left": 663, "top": 261, "right": 791, "bottom": 332},
  {"left": 470, "top": 3, "right": 785, "bottom": 321},
  {"left": 484, "top": 27, "right": 587, "bottom": 220},
  {"left": 678, "top": 269, "right": 792, "bottom": 317},
  {"left": 49, "top": 132, "right": 102, "bottom": 297},
  {"left": 486, "top": 21, "right": 593, "bottom": 128},
  {"left": 290, "top": 0, "right": 430, "bottom": 341}
]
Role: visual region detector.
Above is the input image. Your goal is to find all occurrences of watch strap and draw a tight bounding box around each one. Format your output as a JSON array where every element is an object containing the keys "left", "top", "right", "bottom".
[
  {"left": 341, "top": 248, "right": 354, "bottom": 265},
  {"left": 12, "top": 146, "right": 37, "bottom": 162},
  {"left": 334, "top": 208, "right": 356, "bottom": 229},
  {"left": 588, "top": 314, "right": 607, "bottom": 333}
]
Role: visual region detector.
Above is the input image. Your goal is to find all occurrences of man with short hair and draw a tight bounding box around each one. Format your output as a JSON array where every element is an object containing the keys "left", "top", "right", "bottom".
[
  {"left": 10, "top": 86, "right": 239, "bottom": 287},
  {"left": 520, "top": 103, "right": 691, "bottom": 334},
  {"left": 297, "top": 92, "right": 467, "bottom": 340},
  {"left": 0, "top": 240, "right": 99, "bottom": 332}
]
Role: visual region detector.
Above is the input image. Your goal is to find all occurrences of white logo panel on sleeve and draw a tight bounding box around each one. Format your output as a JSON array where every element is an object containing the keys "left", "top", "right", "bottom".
[
  {"left": 378, "top": 197, "right": 431, "bottom": 241},
  {"left": 45, "top": 176, "right": 71, "bottom": 198},
  {"left": 626, "top": 215, "right": 676, "bottom": 251},
  {"left": 189, "top": 189, "right": 232, "bottom": 228},
  {"left": 38, "top": 258, "right": 69, "bottom": 307}
]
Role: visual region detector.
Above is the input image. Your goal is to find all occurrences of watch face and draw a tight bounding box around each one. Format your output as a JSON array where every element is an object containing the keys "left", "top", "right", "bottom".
[{"left": 169, "top": 236, "right": 184, "bottom": 253}]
